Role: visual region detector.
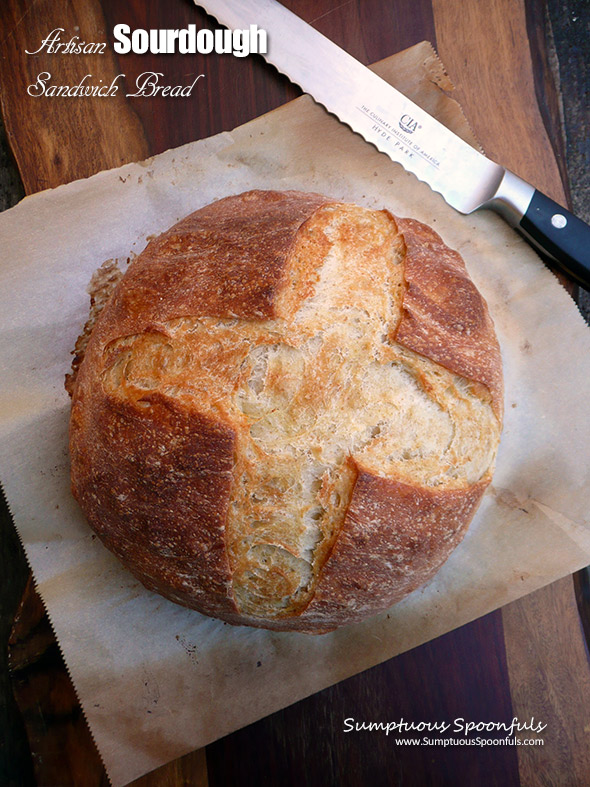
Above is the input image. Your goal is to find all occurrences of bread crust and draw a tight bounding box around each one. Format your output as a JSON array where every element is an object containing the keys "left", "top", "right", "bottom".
[
  {"left": 70, "top": 389, "right": 237, "bottom": 618},
  {"left": 395, "top": 217, "right": 503, "bottom": 420},
  {"left": 91, "top": 189, "right": 332, "bottom": 349},
  {"left": 294, "top": 463, "right": 490, "bottom": 631},
  {"left": 69, "top": 190, "right": 503, "bottom": 633}
]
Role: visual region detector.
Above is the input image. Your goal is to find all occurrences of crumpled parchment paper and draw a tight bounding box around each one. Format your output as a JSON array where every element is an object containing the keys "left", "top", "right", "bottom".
[{"left": 1, "top": 43, "right": 590, "bottom": 786}]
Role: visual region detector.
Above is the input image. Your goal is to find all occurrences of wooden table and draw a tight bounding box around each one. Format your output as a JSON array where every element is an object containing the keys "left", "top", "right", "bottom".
[{"left": 1, "top": 1, "right": 590, "bottom": 784}]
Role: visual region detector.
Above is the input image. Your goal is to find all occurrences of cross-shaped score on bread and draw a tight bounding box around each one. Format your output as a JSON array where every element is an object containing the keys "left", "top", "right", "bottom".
[{"left": 69, "top": 190, "right": 502, "bottom": 633}]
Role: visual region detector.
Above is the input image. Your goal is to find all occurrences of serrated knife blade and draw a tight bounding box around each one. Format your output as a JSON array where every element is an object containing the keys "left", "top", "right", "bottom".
[{"left": 197, "top": 0, "right": 590, "bottom": 289}]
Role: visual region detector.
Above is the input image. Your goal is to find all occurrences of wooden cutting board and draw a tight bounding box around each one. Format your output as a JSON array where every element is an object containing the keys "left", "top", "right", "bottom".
[{"left": 1, "top": 1, "right": 590, "bottom": 784}]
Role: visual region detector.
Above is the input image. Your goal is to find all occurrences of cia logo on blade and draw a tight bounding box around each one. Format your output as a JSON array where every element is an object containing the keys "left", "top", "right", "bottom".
[{"left": 399, "top": 114, "right": 419, "bottom": 134}]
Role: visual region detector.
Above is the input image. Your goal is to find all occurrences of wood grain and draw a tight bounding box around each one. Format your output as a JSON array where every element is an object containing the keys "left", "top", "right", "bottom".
[
  {"left": 206, "top": 612, "right": 518, "bottom": 787},
  {"left": 503, "top": 576, "right": 590, "bottom": 785},
  {"left": 431, "top": 4, "right": 590, "bottom": 786},
  {"left": 523, "top": 0, "right": 571, "bottom": 200},
  {"left": 0, "top": 0, "right": 149, "bottom": 191},
  {"left": 433, "top": 0, "right": 577, "bottom": 295},
  {"left": 1, "top": 0, "right": 589, "bottom": 784},
  {"left": 128, "top": 749, "right": 208, "bottom": 787},
  {"left": 432, "top": 0, "right": 566, "bottom": 201},
  {"left": 99, "top": 0, "right": 300, "bottom": 155},
  {"left": 8, "top": 578, "right": 109, "bottom": 787},
  {"left": 0, "top": 488, "right": 34, "bottom": 786}
]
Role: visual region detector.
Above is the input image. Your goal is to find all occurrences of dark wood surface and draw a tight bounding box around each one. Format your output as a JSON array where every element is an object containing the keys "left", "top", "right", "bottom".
[{"left": 1, "top": 1, "right": 590, "bottom": 785}]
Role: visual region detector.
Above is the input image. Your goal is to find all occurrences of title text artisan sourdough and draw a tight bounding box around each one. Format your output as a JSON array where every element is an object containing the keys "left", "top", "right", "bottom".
[{"left": 69, "top": 190, "right": 503, "bottom": 633}]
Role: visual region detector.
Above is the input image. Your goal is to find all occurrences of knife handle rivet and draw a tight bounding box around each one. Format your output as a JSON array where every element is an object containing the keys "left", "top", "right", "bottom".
[{"left": 551, "top": 213, "right": 568, "bottom": 229}]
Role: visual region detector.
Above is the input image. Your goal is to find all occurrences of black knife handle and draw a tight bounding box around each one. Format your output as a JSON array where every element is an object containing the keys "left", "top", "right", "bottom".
[{"left": 519, "top": 190, "right": 590, "bottom": 289}]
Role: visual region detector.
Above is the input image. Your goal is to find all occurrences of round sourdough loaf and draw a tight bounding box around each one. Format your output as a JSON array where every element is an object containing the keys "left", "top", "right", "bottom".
[{"left": 69, "top": 190, "right": 503, "bottom": 633}]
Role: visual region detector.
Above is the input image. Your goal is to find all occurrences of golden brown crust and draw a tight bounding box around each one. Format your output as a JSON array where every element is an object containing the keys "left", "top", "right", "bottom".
[
  {"left": 91, "top": 189, "right": 333, "bottom": 350},
  {"left": 294, "top": 464, "right": 490, "bottom": 631},
  {"left": 394, "top": 217, "right": 503, "bottom": 420},
  {"left": 70, "top": 190, "right": 338, "bottom": 623},
  {"left": 69, "top": 190, "right": 503, "bottom": 634},
  {"left": 70, "top": 389, "right": 238, "bottom": 618}
]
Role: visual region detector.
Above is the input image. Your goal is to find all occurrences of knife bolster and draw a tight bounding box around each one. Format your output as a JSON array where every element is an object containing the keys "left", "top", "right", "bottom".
[{"left": 484, "top": 170, "right": 535, "bottom": 225}]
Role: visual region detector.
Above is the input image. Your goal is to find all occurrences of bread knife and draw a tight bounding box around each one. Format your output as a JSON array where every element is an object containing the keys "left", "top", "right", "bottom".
[{"left": 196, "top": 0, "right": 590, "bottom": 289}]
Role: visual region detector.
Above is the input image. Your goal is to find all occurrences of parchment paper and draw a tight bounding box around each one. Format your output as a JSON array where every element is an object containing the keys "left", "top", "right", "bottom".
[{"left": 2, "top": 43, "right": 590, "bottom": 786}]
